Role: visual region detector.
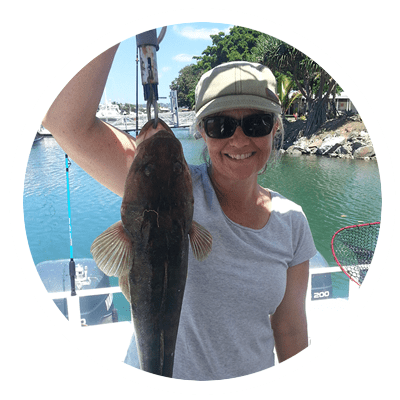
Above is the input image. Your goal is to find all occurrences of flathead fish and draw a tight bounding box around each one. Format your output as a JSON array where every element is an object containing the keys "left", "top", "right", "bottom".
[{"left": 91, "top": 119, "right": 212, "bottom": 377}]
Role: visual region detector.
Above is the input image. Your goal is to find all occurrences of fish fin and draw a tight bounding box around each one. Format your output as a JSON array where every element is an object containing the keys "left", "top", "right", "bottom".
[
  {"left": 118, "top": 271, "right": 130, "bottom": 301},
  {"left": 189, "top": 220, "right": 213, "bottom": 261},
  {"left": 90, "top": 221, "right": 133, "bottom": 278}
]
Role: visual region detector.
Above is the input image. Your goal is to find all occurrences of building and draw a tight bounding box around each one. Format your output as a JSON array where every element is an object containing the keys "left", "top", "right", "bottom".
[{"left": 286, "top": 91, "right": 357, "bottom": 117}]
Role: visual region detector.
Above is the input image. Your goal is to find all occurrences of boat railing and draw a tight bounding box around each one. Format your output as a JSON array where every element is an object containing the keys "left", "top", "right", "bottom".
[
  {"left": 49, "top": 285, "right": 123, "bottom": 328},
  {"left": 48, "top": 265, "right": 354, "bottom": 328}
]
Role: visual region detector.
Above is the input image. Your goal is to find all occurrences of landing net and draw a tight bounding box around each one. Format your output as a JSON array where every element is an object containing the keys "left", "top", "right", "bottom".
[{"left": 331, "top": 222, "right": 380, "bottom": 286}]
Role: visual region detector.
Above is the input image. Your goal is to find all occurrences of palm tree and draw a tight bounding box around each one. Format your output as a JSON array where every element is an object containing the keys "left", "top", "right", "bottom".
[
  {"left": 252, "top": 35, "right": 337, "bottom": 136},
  {"left": 276, "top": 74, "right": 303, "bottom": 116}
]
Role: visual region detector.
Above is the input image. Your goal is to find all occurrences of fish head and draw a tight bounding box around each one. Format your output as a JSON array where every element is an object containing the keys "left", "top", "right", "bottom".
[
  {"left": 128, "top": 129, "right": 191, "bottom": 193},
  {"left": 121, "top": 130, "right": 194, "bottom": 232}
]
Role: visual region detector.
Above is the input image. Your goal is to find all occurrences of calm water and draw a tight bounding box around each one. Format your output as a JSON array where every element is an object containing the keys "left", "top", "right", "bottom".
[{"left": 24, "top": 129, "right": 382, "bottom": 320}]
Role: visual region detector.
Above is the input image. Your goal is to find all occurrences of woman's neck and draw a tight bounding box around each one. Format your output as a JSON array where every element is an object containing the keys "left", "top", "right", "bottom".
[
  {"left": 207, "top": 164, "right": 272, "bottom": 229},
  {"left": 209, "top": 164, "right": 259, "bottom": 201}
]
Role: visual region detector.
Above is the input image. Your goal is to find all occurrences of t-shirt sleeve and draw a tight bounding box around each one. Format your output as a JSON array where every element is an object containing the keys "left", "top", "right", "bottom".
[{"left": 289, "top": 208, "right": 317, "bottom": 267}]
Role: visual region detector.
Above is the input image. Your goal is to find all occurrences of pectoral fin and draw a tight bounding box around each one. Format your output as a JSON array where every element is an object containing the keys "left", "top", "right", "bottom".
[
  {"left": 189, "top": 221, "right": 213, "bottom": 262},
  {"left": 118, "top": 271, "right": 130, "bottom": 301},
  {"left": 90, "top": 220, "right": 133, "bottom": 278}
]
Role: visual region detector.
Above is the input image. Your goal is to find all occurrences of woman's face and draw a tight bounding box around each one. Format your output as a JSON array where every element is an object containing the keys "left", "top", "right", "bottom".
[{"left": 199, "top": 109, "right": 278, "bottom": 183}]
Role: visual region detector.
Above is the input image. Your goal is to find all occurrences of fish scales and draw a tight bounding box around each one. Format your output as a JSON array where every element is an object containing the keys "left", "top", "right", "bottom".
[{"left": 91, "top": 119, "right": 212, "bottom": 377}]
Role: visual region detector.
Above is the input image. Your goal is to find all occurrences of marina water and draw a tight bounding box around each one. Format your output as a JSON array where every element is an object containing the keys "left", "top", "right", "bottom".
[{"left": 24, "top": 129, "right": 382, "bottom": 321}]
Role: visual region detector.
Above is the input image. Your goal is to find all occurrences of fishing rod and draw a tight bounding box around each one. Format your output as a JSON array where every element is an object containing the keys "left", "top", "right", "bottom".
[
  {"left": 65, "top": 154, "right": 76, "bottom": 296},
  {"left": 136, "top": 41, "right": 139, "bottom": 135}
]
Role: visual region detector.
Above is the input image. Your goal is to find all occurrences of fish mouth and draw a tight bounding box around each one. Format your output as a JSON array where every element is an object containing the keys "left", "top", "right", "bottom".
[{"left": 225, "top": 152, "right": 255, "bottom": 160}]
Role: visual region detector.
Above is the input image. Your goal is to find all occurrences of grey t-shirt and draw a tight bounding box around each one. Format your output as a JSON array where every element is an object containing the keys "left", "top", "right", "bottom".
[{"left": 124, "top": 163, "right": 317, "bottom": 380}]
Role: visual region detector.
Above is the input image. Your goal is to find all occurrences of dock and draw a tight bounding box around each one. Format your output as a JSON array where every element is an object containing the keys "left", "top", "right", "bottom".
[{"left": 37, "top": 111, "right": 196, "bottom": 136}]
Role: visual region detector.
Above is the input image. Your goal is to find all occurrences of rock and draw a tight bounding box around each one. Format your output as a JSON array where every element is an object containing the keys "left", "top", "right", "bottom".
[
  {"left": 317, "top": 136, "right": 346, "bottom": 155},
  {"left": 347, "top": 131, "right": 360, "bottom": 141},
  {"left": 286, "top": 145, "right": 303, "bottom": 156},
  {"left": 308, "top": 139, "right": 323, "bottom": 149},
  {"left": 282, "top": 116, "right": 374, "bottom": 161},
  {"left": 351, "top": 141, "right": 364, "bottom": 152},
  {"left": 335, "top": 146, "right": 349, "bottom": 155},
  {"left": 353, "top": 145, "right": 375, "bottom": 159}
]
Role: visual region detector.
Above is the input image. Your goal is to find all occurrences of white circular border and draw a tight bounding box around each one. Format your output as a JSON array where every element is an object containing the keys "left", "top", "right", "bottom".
[{"left": 9, "top": 8, "right": 396, "bottom": 394}]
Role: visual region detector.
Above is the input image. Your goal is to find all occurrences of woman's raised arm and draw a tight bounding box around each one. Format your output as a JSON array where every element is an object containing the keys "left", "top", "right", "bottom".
[{"left": 42, "top": 43, "right": 137, "bottom": 197}]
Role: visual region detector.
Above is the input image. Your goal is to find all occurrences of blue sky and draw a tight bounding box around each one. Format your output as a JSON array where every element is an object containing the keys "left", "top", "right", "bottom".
[{"left": 102, "top": 22, "right": 233, "bottom": 106}]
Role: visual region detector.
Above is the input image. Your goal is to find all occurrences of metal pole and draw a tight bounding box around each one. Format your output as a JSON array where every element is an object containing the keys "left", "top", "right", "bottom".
[{"left": 175, "top": 89, "right": 179, "bottom": 128}]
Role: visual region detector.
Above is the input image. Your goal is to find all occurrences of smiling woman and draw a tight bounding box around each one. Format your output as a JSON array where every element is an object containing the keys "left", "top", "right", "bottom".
[
  {"left": 10, "top": 5, "right": 396, "bottom": 396},
  {"left": 42, "top": 40, "right": 316, "bottom": 379},
  {"left": 194, "top": 62, "right": 285, "bottom": 174},
  {"left": 198, "top": 111, "right": 284, "bottom": 169},
  {"left": 125, "top": 61, "right": 317, "bottom": 378},
  {"left": 200, "top": 109, "right": 277, "bottom": 183}
]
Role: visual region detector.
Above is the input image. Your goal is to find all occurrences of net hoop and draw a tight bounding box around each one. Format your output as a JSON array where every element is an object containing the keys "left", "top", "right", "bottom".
[{"left": 331, "top": 222, "right": 380, "bottom": 286}]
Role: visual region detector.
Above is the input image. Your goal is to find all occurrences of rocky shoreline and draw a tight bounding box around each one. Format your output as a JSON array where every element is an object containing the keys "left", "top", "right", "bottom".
[{"left": 280, "top": 114, "right": 376, "bottom": 160}]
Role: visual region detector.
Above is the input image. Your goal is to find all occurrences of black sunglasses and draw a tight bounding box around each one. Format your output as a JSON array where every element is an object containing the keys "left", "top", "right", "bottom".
[{"left": 202, "top": 113, "right": 275, "bottom": 139}]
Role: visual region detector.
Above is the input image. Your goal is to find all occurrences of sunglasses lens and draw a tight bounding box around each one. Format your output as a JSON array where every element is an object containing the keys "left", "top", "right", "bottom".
[
  {"left": 204, "top": 114, "right": 274, "bottom": 139},
  {"left": 243, "top": 114, "right": 274, "bottom": 137},
  {"left": 205, "top": 117, "right": 236, "bottom": 139}
]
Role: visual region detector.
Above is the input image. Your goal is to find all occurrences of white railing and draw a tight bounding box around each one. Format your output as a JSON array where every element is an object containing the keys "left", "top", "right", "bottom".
[
  {"left": 49, "top": 285, "right": 123, "bottom": 327},
  {"left": 50, "top": 267, "right": 355, "bottom": 327}
]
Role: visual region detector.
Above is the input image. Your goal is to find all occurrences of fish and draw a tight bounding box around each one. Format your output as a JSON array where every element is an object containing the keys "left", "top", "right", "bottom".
[{"left": 90, "top": 119, "right": 212, "bottom": 377}]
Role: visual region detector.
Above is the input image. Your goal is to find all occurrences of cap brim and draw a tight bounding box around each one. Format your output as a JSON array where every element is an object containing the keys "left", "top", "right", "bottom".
[{"left": 196, "top": 95, "right": 282, "bottom": 120}]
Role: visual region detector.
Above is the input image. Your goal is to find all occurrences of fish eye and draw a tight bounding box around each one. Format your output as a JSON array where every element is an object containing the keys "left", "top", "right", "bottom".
[
  {"left": 144, "top": 163, "right": 155, "bottom": 177},
  {"left": 173, "top": 161, "right": 182, "bottom": 174}
]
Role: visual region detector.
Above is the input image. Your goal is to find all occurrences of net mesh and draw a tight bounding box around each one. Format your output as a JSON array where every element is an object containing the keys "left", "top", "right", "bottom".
[{"left": 331, "top": 222, "right": 380, "bottom": 286}]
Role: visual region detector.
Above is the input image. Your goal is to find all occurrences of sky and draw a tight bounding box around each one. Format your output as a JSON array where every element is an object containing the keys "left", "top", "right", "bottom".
[{"left": 102, "top": 22, "right": 233, "bottom": 106}]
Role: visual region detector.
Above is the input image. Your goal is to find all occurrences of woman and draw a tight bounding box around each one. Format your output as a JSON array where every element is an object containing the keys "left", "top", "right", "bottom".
[{"left": 43, "top": 43, "right": 316, "bottom": 380}]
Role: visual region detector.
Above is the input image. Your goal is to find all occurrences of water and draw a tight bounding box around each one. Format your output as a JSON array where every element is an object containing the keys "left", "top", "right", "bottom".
[
  {"left": 24, "top": 130, "right": 382, "bottom": 320},
  {"left": 258, "top": 155, "right": 382, "bottom": 266}
]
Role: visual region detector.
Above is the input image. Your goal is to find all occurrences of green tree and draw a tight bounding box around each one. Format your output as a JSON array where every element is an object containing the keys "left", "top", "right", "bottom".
[
  {"left": 252, "top": 34, "right": 338, "bottom": 135},
  {"left": 171, "top": 26, "right": 264, "bottom": 108},
  {"left": 195, "top": 26, "right": 263, "bottom": 70},
  {"left": 170, "top": 64, "right": 203, "bottom": 109}
]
